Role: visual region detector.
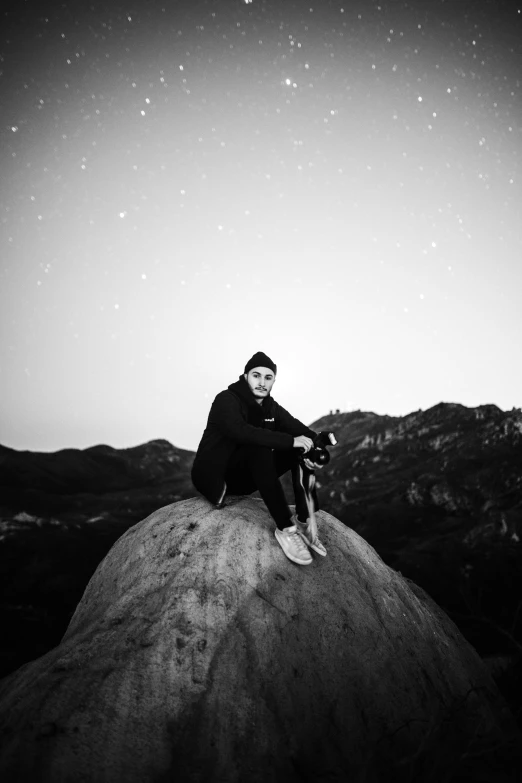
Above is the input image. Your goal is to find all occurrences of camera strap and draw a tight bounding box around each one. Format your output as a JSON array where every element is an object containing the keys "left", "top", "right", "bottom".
[{"left": 294, "top": 460, "right": 319, "bottom": 543}]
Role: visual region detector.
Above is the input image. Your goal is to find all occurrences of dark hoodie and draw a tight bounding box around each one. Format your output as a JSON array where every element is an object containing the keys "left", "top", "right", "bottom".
[{"left": 191, "top": 375, "right": 317, "bottom": 504}]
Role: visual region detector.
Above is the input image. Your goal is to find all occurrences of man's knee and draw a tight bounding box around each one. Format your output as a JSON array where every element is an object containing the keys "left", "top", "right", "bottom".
[{"left": 242, "top": 444, "right": 274, "bottom": 465}]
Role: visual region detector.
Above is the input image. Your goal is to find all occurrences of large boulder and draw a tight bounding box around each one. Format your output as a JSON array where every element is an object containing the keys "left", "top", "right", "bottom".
[{"left": 0, "top": 496, "right": 519, "bottom": 782}]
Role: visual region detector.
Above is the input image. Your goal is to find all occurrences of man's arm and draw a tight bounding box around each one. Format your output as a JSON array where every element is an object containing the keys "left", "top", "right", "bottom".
[
  {"left": 210, "top": 392, "right": 294, "bottom": 449},
  {"left": 273, "top": 402, "right": 317, "bottom": 442}
]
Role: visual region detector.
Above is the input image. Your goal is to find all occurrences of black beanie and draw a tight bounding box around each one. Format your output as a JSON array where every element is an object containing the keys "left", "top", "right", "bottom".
[{"left": 244, "top": 351, "right": 277, "bottom": 376}]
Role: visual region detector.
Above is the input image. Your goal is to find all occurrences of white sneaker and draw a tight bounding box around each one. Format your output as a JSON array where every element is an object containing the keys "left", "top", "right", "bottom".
[
  {"left": 296, "top": 519, "right": 327, "bottom": 557},
  {"left": 274, "top": 525, "right": 313, "bottom": 565}
]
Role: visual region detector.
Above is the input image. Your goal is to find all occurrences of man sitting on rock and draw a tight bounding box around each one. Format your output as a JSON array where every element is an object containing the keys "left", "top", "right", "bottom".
[{"left": 191, "top": 351, "right": 326, "bottom": 566}]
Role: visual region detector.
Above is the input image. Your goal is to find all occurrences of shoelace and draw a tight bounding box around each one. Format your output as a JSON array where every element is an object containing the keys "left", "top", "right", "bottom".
[
  {"left": 297, "top": 522, "right": 318, "bottom": 545},
  {"left": 288, "top": 529, "right": 309, "bottom": 553}
]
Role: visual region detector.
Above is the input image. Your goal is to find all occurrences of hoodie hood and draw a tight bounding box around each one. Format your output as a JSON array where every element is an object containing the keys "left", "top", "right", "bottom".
[{"left": 228, "top": 375, "right": 274, "bottom": 422}]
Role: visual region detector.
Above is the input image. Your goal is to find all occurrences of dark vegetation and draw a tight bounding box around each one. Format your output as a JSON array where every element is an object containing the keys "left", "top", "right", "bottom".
[{"left": 1, "top": 403, "right": 522, "bottom": 729}]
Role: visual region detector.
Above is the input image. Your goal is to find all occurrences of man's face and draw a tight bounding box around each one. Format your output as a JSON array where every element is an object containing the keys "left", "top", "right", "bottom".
[{"left": 244, "top": 366, "right": 276, "bottom": 401}]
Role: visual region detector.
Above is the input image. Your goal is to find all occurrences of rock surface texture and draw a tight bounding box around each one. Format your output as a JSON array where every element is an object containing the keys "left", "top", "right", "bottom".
[{"left": 0, "top": 496, "right": 520, "bottom": 782}]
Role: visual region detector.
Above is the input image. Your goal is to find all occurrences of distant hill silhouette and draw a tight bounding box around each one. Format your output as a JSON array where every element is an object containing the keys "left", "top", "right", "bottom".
[
  {"left": 308, "top": 402, "right": 522, "bottom": 549},
  {"left": 0, "top": 438, "right": 195, "bottom": 498}
]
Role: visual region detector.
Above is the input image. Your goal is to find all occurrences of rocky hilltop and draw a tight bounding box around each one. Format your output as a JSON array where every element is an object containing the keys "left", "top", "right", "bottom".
[{"left": 0, "top": 497, "right": 519, "bottom": 782}]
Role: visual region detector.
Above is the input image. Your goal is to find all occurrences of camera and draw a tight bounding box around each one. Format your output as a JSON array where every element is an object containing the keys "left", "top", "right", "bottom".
[{"left": 300, "top": 430, "right": 337, "bottom": 467}]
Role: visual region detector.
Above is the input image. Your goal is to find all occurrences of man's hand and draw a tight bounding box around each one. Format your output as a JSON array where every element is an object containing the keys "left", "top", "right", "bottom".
[
  {"left": 293, "top": 435, "right": 314, "bottom": 453},
  {"left": 303, "top": 456, "right": 323, "bottom": 470}
]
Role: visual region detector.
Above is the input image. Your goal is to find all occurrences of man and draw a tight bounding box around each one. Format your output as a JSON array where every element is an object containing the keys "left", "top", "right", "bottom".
[{"left": 191, "top": 351, "right": 326, "bottom": 566}]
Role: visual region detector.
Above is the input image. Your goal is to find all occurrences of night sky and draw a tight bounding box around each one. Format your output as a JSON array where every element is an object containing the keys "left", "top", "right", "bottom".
[{"left": 1, "top": 0, "right": 521, "bottom": 453}]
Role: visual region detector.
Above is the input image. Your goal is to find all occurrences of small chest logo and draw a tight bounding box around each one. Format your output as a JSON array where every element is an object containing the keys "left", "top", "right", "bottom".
[{"left": 264, "top": 418, "right": 275, "bottom": 422}]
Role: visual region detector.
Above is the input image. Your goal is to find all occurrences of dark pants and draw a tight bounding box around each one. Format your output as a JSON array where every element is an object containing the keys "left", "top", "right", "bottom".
[{"left": 224, "top": 445, "right": 314, "bottom": 530}]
